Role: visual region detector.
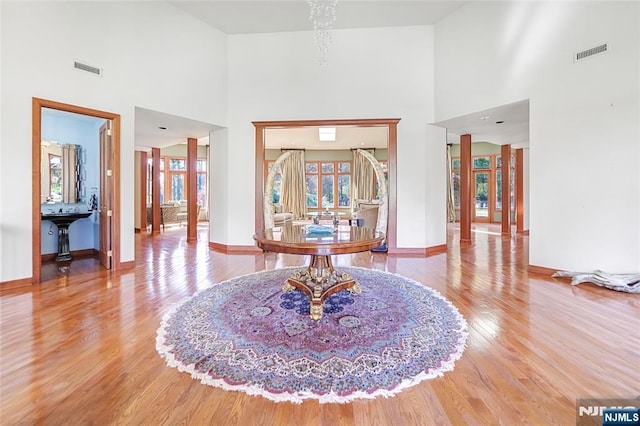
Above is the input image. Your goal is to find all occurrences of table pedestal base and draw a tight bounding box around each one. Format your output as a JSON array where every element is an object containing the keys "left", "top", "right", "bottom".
[{"left": 283, "top": 254, "right": 361, "bottom": 320}]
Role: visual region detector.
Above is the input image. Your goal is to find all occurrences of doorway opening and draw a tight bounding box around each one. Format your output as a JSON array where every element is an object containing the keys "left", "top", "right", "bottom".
[
  {"left": 449, "top": 146, "right": 517, "bottom": 225},
  {"left": 253, "top": 118, "right": 399, "bottom": 251},
  {"left": 32, "top": 98, "right": 121, "bottom": 283}
]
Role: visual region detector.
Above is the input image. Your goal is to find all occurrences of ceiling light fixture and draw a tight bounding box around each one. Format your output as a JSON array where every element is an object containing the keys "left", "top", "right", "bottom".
[
  {"left": 308, "top": 0, "right": 337, "bottom": 66},
  {"left": 319, "top": 127, "right": 336, "bottom": 141}
]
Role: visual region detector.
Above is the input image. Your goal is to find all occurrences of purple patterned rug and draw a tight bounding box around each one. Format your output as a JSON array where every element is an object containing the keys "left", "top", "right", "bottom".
[{"left": 156, "top": 267, "right": 467, "bottom": 404}]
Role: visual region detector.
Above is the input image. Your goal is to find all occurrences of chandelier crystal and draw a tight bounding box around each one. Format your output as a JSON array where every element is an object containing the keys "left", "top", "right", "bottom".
[{"left": 308, "top": 0, "right": 338, "bottom": 66}]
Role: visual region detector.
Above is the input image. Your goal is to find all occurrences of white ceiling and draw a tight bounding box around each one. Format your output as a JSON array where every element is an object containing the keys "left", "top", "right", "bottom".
[
  {"left": 135, "top": 107, "right": 222, "bottom": 150},
  {"left": 133, "top": 1, "right": 529, "bottom": 151},
  {"left": 265, "top": 126, "right": 388, "bottom": 151},
  {"left": 170, "top": 1, "right": 469, "bottom": 34},
  {"left": 434, "top": 99, "right": 530, "bottom": 147}
]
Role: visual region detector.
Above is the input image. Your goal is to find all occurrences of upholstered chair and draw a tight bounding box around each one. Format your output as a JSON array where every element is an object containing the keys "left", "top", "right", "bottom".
[{"left": 351, "top": 204, "right": 379, "bottom": 229}]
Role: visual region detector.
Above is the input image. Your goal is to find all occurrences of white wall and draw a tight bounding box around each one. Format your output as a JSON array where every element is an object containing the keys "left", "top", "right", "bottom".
[
  {"left": 209, "top": 129, "right": 230, "bottom": 245},
  {"left": 523, "top": 148, "right": 530, "bottom": 231},
  {"left": 134, "top": 151, "right": 142, "bottom": 230},
  {"left": 435, "top": 2, "right": 640, "bottom": 271},
  {"left": 0, "top": 1, "right": 227, "bottom": 282},
  {"left": 217, "top": 25, "right": 445, "bottom": 248}
]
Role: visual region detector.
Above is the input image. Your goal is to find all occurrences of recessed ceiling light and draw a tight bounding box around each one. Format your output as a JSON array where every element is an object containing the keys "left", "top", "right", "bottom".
[
  {"left": 158, "top": 126, "right": 167, "bottom": 130},
  {"left": 495, "top": 121, "right": 504, "bottom": 124}
]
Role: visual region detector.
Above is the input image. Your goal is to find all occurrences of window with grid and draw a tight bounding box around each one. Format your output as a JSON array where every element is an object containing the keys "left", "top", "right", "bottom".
[
  {"left": 147, "top": 156, "right": 207, "bottom": 205},
  {"left": 305, "top": 161, "right": 351, "bottom": 209},
  {"left": 196, "top": 159, "right": 207, "bottom": 208},
  {"left": 452, "top": 159, "right": 461, "bottom": 209},
  {"left": 495, "top": 154, "right": 515, "bottom": 211}
]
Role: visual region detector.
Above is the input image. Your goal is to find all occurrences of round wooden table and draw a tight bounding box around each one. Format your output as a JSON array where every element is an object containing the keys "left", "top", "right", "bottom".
[{"left": 254, "top": 224, "right": 385, "bottom": 320}]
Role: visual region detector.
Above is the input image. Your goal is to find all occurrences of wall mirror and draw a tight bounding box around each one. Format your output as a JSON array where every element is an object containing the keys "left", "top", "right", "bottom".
[{"left": 41, "top": 141, "right": 85, "bottom": 204}]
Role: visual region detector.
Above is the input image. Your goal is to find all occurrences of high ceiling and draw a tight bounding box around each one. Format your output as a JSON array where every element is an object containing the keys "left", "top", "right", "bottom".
[
  {"left": 170, "top": 1, "right": 468, "bottom": 34},
  {"left": 134, "top": 1, "right": 529, "bottom": 151}
]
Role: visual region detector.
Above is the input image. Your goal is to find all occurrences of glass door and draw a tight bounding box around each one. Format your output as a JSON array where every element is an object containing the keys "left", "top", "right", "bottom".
[{"left": 474, "top": 171, "right": 490, "bottom": 222}]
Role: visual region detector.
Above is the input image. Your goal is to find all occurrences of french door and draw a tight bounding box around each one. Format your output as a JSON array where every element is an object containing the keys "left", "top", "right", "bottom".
[{"left": 473, "top": 171, "right": 491, "bottom": 223}]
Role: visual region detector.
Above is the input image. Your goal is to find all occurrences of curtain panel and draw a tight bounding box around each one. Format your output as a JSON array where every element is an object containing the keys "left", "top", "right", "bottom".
[
  {"left": 281, "top": 150, "right": 307, "bottom": 220},
  {"left": 352, "top": 150, "right": 375, "bottom": 209}
]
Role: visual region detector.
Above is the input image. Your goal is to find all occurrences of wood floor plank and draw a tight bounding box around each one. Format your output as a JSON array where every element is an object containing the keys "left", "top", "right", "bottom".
[{"left": 1, "top": 224, "right": 638, "bottom": 425}]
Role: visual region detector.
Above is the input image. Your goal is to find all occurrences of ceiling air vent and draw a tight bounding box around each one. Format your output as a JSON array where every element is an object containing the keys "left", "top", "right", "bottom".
[
  {"left": 73, "top": 60, "right": 102, "bottom": 76},
  {"left": 575, "top": 43, "right": 608, "bottom": 62}
]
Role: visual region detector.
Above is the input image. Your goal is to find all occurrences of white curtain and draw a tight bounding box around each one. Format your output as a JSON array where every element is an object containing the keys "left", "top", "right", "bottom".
[
  {"left": 352, "top": 149, "right": 375, "bottom": 209},
  {"left": 281, "top": 150, "right": 307, "bottom": 219}
]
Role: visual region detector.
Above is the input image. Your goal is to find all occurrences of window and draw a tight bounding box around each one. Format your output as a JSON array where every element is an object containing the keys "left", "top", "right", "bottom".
[
  {"left": 473, "top": 156, "right": 491, "bottom": 169},
  {"left": 169, "top": 159, "right": 186, "bottom": 171},
  {"left": 147, "top": 156, "right": 208, "bottom": 205},
  {"left": 49, "top": 154, "right": 62, "bottom": 202},
  {"left": 167, "top": 158, "right": 186, "bottom": 202},
  {"left": 451, "top": 153, "right": 515, "bottom": 222},
  {"left": 321, "top": 162, "right": 334, "bottom": 208},
  {"left": 305, "top": 162, "right": 319, "bottom": 208},
  {"left": 265, "top": 159, "right": 353, "bottom": 209},
  {"left": 171, "top": 174, "right": 185, "bottom": 201},
  {"left": 375, "top": 161, "right": 388, "bottom": 199},
  {"left": 146, "top": 159, "right": 153, "bottom": 206},
  {"left": 197, "top": 159, "right": 207, "bottom": 207},
  {"left": 266, "top": 161, "right": 283, "bottom": 204},
  {"left": 160, "top": 171, "right": 165, "bottom": 204},
  {"left": 495, "top": 154, "right": 516, "bottom": 211},
  {"left": 306, "top": 161, "right": 351, "bottom": 209},
  {"left": 337, "top": 162, "right": 350, "bottom": 207},
  {"left": 496, "top": 169, "right": 503, "bottom": 210},
  {"left": 451, "top": 159, "right": 460, "bottom": 209}
]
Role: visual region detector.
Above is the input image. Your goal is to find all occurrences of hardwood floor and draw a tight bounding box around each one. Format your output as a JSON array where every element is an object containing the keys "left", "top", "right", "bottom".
[{"left": 1, "top": 224, "right": 638, "bottom": 425}]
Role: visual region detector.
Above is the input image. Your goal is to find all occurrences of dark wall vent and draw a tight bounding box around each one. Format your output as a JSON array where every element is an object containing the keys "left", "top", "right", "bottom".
[
  {"left": 575, "top": 43, "right": 608, "bottom": 62},
  {"left": 73, "top": 60, "right": 102, "bottom": 76}
]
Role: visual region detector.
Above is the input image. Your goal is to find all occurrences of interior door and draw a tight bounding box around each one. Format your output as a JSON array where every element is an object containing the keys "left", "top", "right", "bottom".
[
  {"left": 473, "top": 170, "right": 491, "bottom": 223},
  {"left": 99, "top": 121, "right": 113, "bottom": 269}
]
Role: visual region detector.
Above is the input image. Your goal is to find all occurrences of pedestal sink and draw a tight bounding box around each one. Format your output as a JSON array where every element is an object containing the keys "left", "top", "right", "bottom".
[{"left": 41, "top": 212, "right": 92, "bottom": 262}]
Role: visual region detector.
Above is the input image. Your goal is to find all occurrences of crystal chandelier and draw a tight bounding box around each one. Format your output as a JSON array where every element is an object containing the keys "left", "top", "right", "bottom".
[{"left": 308, "top": 0, "right": 338, "bottom": 66}]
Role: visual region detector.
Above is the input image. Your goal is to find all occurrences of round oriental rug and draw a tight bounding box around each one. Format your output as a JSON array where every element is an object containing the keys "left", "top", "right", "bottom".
[{"left": 156, "top": 267, "right": 468, "bottom": 404}]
